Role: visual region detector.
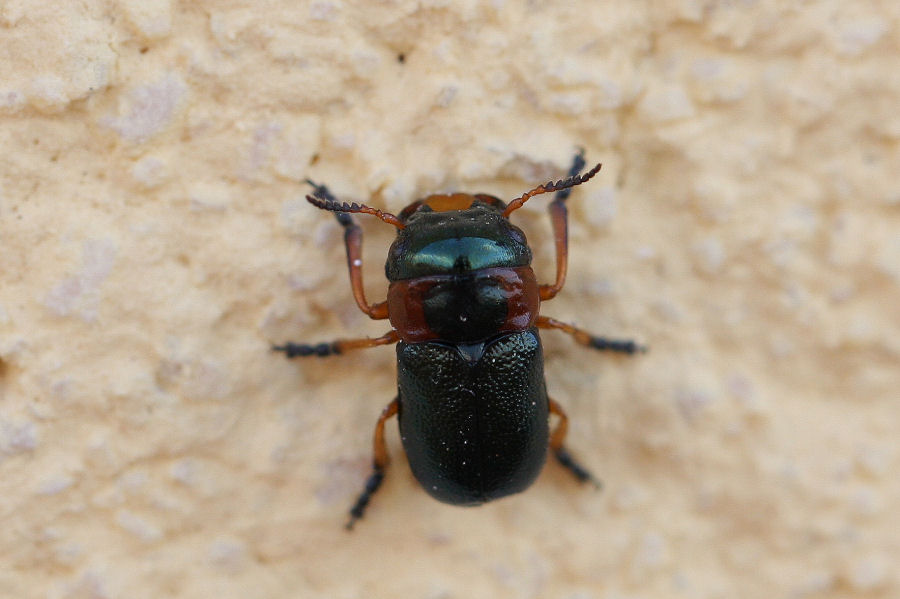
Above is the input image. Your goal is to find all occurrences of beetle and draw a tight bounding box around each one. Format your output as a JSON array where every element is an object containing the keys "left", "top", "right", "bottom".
[{"left": 274, "top": 152, "right": 644, "bottom": 529}]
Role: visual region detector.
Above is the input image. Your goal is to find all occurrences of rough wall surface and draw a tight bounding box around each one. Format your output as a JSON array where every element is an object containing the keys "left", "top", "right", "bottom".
[{"left": 1, "top": 1, "right": 898, "bottom": 598}]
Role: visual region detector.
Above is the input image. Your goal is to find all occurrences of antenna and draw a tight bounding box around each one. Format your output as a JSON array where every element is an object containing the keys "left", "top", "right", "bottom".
[{"left": 502, "top": 162, "right": 602, "bottom": 218}]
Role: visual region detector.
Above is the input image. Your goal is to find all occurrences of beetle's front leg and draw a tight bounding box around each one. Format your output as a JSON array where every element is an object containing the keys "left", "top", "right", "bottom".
[
  {"left": 537, "top": 315, "right": 646, "bottom": 355},
  {"left": 307, "top": 180, "right": 389, "bottom": 320},
  {"left": 538, "top": 150, "right": 586, "bottom": 301},
  {"left": 346, "top": 397, "right": 399, "bottom": 530},
  {"left": 273, "top": 330, "right": 399, "bottom": 358}
]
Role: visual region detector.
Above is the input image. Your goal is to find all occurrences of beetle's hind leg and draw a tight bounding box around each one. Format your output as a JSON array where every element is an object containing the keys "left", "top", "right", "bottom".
[
  {"left": 346, "top": 398, "right": 399, "bottom": 530},
  {"left": 549, "top": 399, "right": 601, "bottom": 489},
  {"left": 537, "top": 315, "right": 646, "bottom": 355},
  {"left": 273, "top": 330, "right": 399, "bottom": 359}
]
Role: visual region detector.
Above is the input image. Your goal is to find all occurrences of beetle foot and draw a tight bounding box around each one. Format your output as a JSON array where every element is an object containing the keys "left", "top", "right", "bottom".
[
  {"left": 346, "top": 467, "right": 385, "bottom": 530},
  {"left": 587, "top": 336, "right": 648, "bottom": 355},
  {"left": 554, "top": 447, "right": 602, "bottom": 490},
  {"left": 272, "top": 342, "right": 340, "bottom": 358},
  {"left": 553, "top": 149, "right": 587, "bottom": 203},
  {"left": 306, "top": 179, "right": 334, "bottom": 201},
  {"left": 306, "top": 180, "right": 355, "bottom": 227}
]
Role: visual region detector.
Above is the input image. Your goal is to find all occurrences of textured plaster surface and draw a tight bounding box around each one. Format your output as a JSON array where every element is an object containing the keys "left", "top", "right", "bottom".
[{"left": 1, "top": 1, "right": 899, "bottom": 598}]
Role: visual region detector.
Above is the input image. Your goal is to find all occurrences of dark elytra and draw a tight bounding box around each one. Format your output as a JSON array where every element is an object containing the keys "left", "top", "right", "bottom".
[{"left": 397, "top": 330, "right": 549, "bottom": 505}]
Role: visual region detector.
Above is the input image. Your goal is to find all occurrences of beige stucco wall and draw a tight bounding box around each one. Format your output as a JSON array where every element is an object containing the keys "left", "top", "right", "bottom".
[{"left": 2, "top": 1, "right": 898, "bottom": 598}]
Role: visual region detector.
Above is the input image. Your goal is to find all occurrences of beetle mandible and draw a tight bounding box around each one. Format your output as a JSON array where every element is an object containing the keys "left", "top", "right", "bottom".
[{"left": 274, "top": 152, "right": 644, "bottom": 529}]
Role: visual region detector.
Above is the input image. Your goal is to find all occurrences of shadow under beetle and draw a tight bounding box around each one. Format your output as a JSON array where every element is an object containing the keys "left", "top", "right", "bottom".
[{"left": 274, "top": 152, "right": 644, "bottom": 529}]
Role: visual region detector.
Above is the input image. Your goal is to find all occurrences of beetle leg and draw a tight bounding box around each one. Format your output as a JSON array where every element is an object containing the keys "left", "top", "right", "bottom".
[
  {"left": 273, "top": 330, "right": 399, "bottom": 359},
  {"left": 307, "top": 180, "right": 390, "bottom": 320},
  {"left": 537, "top": 315, "right": 647, "bottom": 355},
  {"left": 549, "top": 398, "right": 601, "bottom": 488},
  {"left": 346, "top": 397, "right": 399, "bottom": 530},
  {"left": 538, "top": 150, "right": 586, "bottom": 301}
]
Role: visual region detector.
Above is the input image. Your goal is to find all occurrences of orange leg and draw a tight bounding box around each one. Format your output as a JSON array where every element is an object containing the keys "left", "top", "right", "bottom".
[
  {"left": 549, "top": 398, "right": 600, "bottom": 488},
  {"left": 273, "top": 330, "right": 399, "bottom": 358},
  {"left": 538, "top": 151, "right": 586, "bottom": 301},
  {"left": 537, "top": 315, "right": 646, "bottom": 355},
  {"left": 347, "top": 398, "right": 399, "bottom": 530},
  {"left": 307, "top": 180, "right": 389, "bottom": 320}
]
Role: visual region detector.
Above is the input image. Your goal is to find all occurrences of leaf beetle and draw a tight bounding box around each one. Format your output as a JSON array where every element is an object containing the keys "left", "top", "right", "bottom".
[{"left": 274, "top": 152, "right": 644, "bottom": 529}]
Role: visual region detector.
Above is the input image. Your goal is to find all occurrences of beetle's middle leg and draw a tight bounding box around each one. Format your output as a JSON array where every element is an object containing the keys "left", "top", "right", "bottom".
[
  {"left": 273, "top": 330, "right": 399, "bottom": 359},
  {"left": 346, "top": 397, "right": 399, "bottom": 530},
  {"left": 538, "top": 150, "right": 586, "bottom": 301},
  {"left": 537, "top": 315, "right": 646, "bottom": 355},
  {"left": 549, "top": 398, "right": 601, "bottom": 488},
  {"left": 307, "top": 180, "right": 389, "bottom": 320}
]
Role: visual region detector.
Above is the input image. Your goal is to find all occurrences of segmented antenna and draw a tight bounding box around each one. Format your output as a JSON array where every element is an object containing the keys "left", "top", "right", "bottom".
[
  {"left": 305, "top": 195, "right": 405, "bottom": 229},
  {"left": 502, "top": 162, "right": 602, "bottom": 217}
]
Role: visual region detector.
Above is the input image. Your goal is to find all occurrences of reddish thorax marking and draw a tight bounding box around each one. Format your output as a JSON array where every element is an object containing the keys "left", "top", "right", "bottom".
[
  {"left": 422, "top": 193, "right": 476, "bottom": 212},
  {"left": 386, "top": 266, "right": 540, "bottom": 343}
]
